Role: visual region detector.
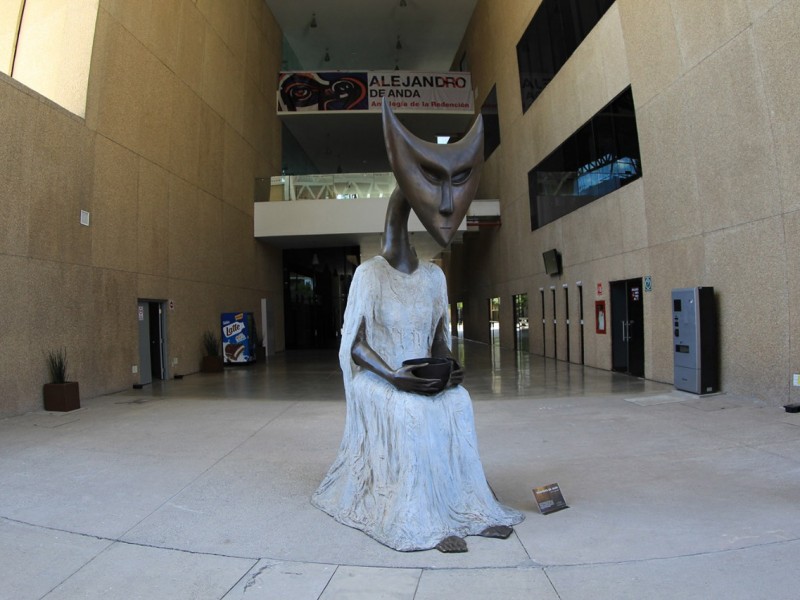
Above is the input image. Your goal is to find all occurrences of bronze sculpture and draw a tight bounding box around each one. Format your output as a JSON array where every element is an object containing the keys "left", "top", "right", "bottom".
[{"left": 312, "top": 101, "right": 523, "bottom": 552}]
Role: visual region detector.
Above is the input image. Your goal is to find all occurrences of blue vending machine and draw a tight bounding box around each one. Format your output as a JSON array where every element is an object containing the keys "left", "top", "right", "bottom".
[{"left": 221, "top": 312, "right": 256, "bottom": 364}]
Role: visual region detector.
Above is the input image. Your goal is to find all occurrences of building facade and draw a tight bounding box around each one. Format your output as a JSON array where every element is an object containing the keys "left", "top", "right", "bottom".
[
  {"left": 1, "top": 1, "right": 285, "bottom": 416},
  {"left": 451, "top": 0, "right": 799, "bottom": 407}
]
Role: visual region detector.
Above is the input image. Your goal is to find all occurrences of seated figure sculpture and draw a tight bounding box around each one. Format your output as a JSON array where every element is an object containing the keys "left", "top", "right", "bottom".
[{"left": 311, "top": 101, "right": 524, "bottom": 552}]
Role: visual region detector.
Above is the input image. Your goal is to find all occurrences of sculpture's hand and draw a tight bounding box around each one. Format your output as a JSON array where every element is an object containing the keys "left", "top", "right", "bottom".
[
  {"left": 431, "top": 318, "right": 465, "bottom": 388},
  {"left": 447, "top": 360, "right": 464, "bottom": 387},
  {"left": 391, "top": 363, "right": 443, "bottom": 394},
  {"left": 352, "top": 319, "right": 441, "bottom": 394}
]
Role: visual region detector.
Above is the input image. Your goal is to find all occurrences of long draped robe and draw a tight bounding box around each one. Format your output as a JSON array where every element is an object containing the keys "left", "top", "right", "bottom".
[{"left": 312, "top": 256, "right": 523, "bottom": 551}]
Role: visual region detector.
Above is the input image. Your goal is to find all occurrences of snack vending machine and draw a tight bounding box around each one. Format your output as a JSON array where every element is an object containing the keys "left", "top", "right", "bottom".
[{"left": 221, "top": 312, "right": 256, "bottom": 364}]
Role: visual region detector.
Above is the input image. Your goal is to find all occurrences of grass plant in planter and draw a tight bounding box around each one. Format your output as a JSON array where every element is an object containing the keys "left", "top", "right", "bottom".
[
  {"left": 43, "top": 347, "right": 80, "bottom": 411},
  {"left": 201, "top": 330, "right": 224, "bottom": 373}
]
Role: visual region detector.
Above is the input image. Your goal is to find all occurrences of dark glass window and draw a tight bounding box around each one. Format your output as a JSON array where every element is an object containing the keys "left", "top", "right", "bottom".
[
  {"left": 517, "top": 0, "right": 615, "bottom": 113},
  {"left": 481, "top": 86, "right": 500, "bottom": 160},
  {"left": 529, "top": 87, "right": 642, "bottom": 230}
]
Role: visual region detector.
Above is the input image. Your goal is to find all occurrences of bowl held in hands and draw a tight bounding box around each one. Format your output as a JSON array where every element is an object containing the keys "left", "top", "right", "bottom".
[{"left": 402, "top": 357, "right": 452, "bottom": 394}]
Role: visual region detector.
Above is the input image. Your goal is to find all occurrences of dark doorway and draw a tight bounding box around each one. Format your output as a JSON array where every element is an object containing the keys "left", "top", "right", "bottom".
[
  {"left": 489, "top": 297, "right": 501, "bottom": 347},
  {"left": 283, "top": 246, "right": 359, "bottom": 350},
  {"left": 539, "top": 288, "right": 546, "bottom": 356},
  {"left": 610, "top": 278, "right": 644, "bottom": 377},
  {"left": 513, "top": 293, "right": 529, "bottom": 352},
  {"left": 137, "top": 300, "right": 166, "bottom": 386},
  {"left": 455, "top": 301, "right": 464, "bottom": 338},
  {"left": 551, "top": 286, "right": 557, "bottom": 359},
  {"left": 563, "top": 284, "right": 570, "bottom": 362},
  {"left": 577, "top": 283, "right": 585, "bottom": 365}
]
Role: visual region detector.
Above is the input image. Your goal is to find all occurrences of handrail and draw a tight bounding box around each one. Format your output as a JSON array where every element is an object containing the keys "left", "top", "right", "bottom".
[{"left": 257, "top": 173, "right": 398, "bottom": 202}]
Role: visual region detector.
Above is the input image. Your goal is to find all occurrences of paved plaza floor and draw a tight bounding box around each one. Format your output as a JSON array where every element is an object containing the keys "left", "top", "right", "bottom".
[{"left": 2, "top": 340, "right": 799, "bottom": 599}]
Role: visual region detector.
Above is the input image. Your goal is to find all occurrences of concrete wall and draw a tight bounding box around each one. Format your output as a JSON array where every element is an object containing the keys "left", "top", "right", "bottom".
[
  {"left": 0, "top": 0, "right": 285, "bottom": 417},
  {"left": 451, "top": 0, "right": 799, "bottom": 406}
]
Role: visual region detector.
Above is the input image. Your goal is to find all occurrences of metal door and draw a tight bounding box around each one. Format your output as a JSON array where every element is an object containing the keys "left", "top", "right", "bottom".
[
  {"left": 137, "top": 302, "right": 152, "bottom": 386},
  {"left": 610, "top": 278, "right": 644, "bottom": 376},
  {"left": 148, "top": 303, "right": 165, "bottom": 380}
]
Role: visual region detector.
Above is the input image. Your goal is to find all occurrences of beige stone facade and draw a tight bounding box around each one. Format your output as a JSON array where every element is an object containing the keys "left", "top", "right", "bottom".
[
  {"left": 0, "top": 0, "right": 284, "bottom": 416},
  {"left": 1, "top": 0, "right": 798, "bottom": 416},
  {"left": 451, "top": 0, "right": 799, "bottom": 406}
]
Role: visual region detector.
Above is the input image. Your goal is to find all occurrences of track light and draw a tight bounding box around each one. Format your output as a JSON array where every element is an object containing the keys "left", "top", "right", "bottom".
[{"left": 310, "top": 13, "right": 317, "bottom": 28}]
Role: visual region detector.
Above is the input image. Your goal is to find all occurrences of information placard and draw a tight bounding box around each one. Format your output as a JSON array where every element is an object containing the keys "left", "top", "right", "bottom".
[{"left": 533, "top": 483, "right": 568, "bottom": 515}]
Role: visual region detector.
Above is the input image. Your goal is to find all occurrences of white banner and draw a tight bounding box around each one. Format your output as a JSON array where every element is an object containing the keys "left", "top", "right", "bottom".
[{"left": 277, "top": 71, "right": 473, "bottom": 113}]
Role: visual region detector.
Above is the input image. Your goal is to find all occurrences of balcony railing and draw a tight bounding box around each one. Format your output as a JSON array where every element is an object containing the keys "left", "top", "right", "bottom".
[
  {"left": 253, "top": 172, "right": 501, "bottom": 247},
  {"left": 258, "top": 173, "right": 398, "bottom": 202}
]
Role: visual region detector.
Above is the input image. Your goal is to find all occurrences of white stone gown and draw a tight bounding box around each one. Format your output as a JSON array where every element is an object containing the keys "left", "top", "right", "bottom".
[{"left": 312, "top": 256, "right": 523, "bottom": 551}]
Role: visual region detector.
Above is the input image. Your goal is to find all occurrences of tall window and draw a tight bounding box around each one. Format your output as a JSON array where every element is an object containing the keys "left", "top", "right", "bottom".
[
  {"left": 516, "top": 0, "right": 615, "bottom": 113},
  {"left": 0, "top": 0, "right": 99, "bottom": 118},
  {"left": 529, "top": 87, "right": 642, "bottom": 230},
  {"left": 481, "top": 86, "right": 500, "bottom": 160}
]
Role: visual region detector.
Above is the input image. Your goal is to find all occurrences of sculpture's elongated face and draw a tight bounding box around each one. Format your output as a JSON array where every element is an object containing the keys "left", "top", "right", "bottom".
[{"left": 383, "top": 102, "right": 484, "bottom": 247}]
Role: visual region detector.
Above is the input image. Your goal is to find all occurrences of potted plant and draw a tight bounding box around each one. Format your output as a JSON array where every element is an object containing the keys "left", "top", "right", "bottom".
[
  {"left": 200, "top": 330, "right": 224, "bottom": 372},
  {"left": 43, "top": 347, "right": 80, "bottom": 411}
]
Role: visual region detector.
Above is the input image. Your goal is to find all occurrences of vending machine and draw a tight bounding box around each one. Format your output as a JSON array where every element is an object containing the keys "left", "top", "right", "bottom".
[
  {"left": 221, "top": 312, "right": 256, "bottom": 364},
  {"left": 672, "top": 288, "right": 718, "bottom": 394}
]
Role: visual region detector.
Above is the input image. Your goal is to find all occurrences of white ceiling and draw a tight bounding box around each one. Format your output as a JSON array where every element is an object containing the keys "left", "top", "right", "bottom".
[
  {"left": 263, "top": 0, "right": 479, "bottom": 174},
  {"left": 263, "top": 0, "right": 478, "bottom": 72}
]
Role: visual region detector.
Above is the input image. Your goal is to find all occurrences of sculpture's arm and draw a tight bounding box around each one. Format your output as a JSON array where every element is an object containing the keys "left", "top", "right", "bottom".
[
  {"left": 351, "top": 318, "right": 442, "bottom": 394},
  {"left": 431, "top": 317, "right": 464, "bottom": 387}
]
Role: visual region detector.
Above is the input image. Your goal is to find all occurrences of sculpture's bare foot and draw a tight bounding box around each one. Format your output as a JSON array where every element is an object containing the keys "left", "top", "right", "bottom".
[
  {"left": 479, "top": 525, "right": 513, "bottom": 539},
  {"left": 436, "top": 535, "right": 468, "bottom": 553}
]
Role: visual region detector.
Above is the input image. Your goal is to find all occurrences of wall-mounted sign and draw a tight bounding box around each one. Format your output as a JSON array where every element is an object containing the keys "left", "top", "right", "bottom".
[
  {"left": 597, "top": 282, "right": 603, "bottom": 296},
  {"left": 277, "top": 71, "right": 474, "bottom": 114},
  {"left": 595, "top": 300, "right": 606, "bottom": 334},
  {"left": 644, "top": 275, "right": 652, "bottom": 292}
]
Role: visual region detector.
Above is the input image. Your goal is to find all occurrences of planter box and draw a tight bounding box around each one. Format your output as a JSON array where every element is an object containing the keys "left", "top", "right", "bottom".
[
  {"left": 201, "top": 355, "right": 224, "bottom": 373},
  {"left": 43, "top": 382, "right": 80, "bottom": 412}
]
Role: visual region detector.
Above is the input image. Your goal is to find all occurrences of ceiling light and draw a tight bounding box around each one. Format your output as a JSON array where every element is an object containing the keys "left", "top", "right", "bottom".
[
  {"left": 396, "top": 35, "right": 402, "bottom": 50},
  {"left": 310, "top": 13, "right": 317, "bottom": 28}
]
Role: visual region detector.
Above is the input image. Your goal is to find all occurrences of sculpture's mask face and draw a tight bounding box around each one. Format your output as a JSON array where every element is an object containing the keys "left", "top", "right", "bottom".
[{"left": 383, "top": 102, "right": 484, "bottom": 248}]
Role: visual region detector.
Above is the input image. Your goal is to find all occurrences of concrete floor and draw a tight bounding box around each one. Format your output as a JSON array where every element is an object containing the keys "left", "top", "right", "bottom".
[{"left": 2, "top": 339, "right": 799, "bottom": 599}]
